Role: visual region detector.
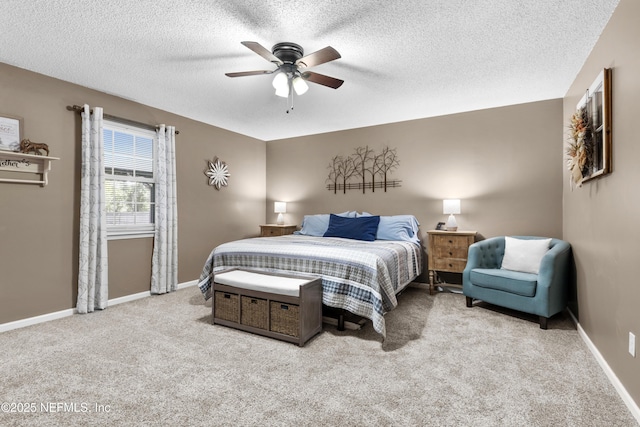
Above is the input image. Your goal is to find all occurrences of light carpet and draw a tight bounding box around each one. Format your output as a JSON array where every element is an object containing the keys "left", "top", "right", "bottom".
[{"left": 0, "top": 286, "right": 636, "bottom": 427}]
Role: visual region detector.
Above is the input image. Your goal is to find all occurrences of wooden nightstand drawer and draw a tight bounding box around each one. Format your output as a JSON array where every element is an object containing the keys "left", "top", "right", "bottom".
[
  {"left": 433, "top": 235, "right": 471, "bottom": 248},
  {"left": 434, "top": 246, "right": 469, "bottom": 259},
  {"left": 263, "top": 227, "right": 283, "bottom": 237},
  {"left": 260, "top": 224, "right": 297, "bottom": 237},
  {"left": 433, "top": 258, "right": 468, "bottom": 272}
]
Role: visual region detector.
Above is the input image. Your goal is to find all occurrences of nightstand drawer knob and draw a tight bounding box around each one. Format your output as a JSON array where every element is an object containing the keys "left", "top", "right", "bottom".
[
  {"left": 449, "top": 251, "right": 453, "bottom": 256},
  {"left": 448, "top": 240, "right": 453, "bottom": 244}
]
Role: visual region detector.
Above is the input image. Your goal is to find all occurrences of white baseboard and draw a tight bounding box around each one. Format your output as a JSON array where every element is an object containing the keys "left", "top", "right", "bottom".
[
  {"left": 0, "top": 308, "right": 76, "bottom": 334},
  {"left": 177, "top": 279, "right": 198, "bottom": 290},
  {"left": 108, "top": 290, "right": 151, "bottom": 306},
  {"left": 568, "top": 310, "right": 640, "bottom": 424},
  {"left": 0, "top": 280, "right": 198, "bottom": 334}
]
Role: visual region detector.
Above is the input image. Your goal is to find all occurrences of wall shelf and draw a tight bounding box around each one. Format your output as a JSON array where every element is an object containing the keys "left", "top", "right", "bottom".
[{"left": 0, "top": 151, "right": 60, "bottom": 186}]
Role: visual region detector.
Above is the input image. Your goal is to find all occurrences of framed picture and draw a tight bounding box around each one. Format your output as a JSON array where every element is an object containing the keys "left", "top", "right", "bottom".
[
  {"left": 576, "top": 68, "right": 612, "bottom": 183},
  {"left": 0, "top": 114, "right": 23, "bottom": 151}
]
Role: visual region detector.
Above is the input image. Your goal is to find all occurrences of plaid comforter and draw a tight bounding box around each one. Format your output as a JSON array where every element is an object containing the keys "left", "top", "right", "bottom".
[{"left": 198, "top": 235, "right": 422, "bottom": 337}]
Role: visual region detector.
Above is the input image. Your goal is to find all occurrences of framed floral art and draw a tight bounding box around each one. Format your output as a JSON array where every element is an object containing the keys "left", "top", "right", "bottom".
[{"left": 566, "top": 68, "right": 612, "bottom": 188}]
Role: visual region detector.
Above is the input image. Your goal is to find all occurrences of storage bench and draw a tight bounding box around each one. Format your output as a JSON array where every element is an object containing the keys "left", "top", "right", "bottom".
[{"left": 212, "top": 269, "right": 323, "bottom": 346}]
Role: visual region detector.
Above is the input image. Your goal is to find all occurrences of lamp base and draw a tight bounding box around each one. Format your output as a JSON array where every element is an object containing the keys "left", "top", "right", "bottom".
[
  {"left": 276, "top": 213, "right": 284, "bottom": 225},
  {"left": 445, "top": 214, "right": 458, "bottom": 231}
]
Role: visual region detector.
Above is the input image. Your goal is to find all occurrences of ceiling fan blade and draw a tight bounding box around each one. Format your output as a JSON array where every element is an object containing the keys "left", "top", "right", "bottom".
[
  {"left": 225, "top": 70, "right": 275, "bottom": 77},
  {"left": 296, "top": 46, "right": 341, "bottom": 68},
  {"left": 241, "top": 41, "right": 282, "bottom": 65},
  {"left": 301, "top": 71, "right": 344, "bottom": 89}
]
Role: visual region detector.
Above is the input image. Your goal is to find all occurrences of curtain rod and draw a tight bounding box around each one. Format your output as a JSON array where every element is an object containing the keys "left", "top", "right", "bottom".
[{"left": 66, "top": 105, "right": 180, "bottom": 134}]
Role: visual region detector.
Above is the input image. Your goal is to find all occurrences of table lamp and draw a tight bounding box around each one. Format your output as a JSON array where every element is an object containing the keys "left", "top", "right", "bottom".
[
  {"left": 274, "top": 202, "right": 286, "bottom": 225},
  {"left": 443, "top": 199, "right": 460, "bottom": 231}
]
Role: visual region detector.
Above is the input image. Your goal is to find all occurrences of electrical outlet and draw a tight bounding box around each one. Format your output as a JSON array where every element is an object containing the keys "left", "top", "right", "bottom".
[{"left": 630, "top": 332, "right": 636, "bottom": 358}]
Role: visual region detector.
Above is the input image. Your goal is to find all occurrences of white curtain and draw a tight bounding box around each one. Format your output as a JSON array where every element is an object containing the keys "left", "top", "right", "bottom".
[
  {"left": 77, "top": 105, "right": 108, "bottom": 313},
  {"left": 151, "top": 125, "right": 178, "bottom": 294}
]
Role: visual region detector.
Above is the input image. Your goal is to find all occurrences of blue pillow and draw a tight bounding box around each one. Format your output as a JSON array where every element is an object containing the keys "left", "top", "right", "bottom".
[
  {"left": 356, "top": 213, "right": 420, "bottom": 244},
  {"left": 323, "top": 214, "right": 380, "bottom": 241},
  {"left": 377, "top": 216, "right": 420, "bottom": 244},
  {"left": 295, "top": 212, "right": 358, "bottom": 236},
  {"left": 294, "top": 215, "right": 329, "bottom": 236}
]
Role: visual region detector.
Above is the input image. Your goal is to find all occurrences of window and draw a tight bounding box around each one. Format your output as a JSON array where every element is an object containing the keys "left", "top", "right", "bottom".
[
  {"left": 575, "top": 68, "right": 612, "bottom": 184},
  {"left": 103, "top": 121, "right": 155, "bottom": 238}
]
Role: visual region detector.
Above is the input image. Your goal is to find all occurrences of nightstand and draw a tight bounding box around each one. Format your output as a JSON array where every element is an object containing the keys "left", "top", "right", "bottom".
[
  {"left": 427, "top": 230, "right": 477, "bottom": 295},
  {"left": 259, "top": 224, "right": 297, "bottom": 237}
]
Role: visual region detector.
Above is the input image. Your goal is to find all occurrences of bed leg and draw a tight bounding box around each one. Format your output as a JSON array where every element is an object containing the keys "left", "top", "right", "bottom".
[{"left": 337, "top": 311, "right": 345, "bottom": 331}]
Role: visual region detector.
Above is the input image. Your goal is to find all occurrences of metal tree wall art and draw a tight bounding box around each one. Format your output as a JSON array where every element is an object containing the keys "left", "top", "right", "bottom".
[
  {"left": 326, "top": 145, "right": 401, "bottom": 194},
  {"left": 205, "top": 156, "right": 230, "bottom": 190}
]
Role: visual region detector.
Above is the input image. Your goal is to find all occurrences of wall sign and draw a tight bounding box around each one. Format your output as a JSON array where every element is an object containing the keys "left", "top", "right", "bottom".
[
  {"left": 0, "top": 114, "right": 23, "bottom": 151},
  {"left": 0, "top": 150, "right": 59, "bottom": 186}
]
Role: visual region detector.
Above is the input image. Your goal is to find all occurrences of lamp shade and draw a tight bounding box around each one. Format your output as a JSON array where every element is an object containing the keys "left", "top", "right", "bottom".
[
  {"left": 273, "top": 72, "right": 290, "bottom": 98},
  {"left": 275, "top": 85, "right": 290, "bottom": 98},
  {"left": 443, "top": 199, "right": 461, "bottom": 215},
  {"left": 272, "top": 72, "right": 288, "bottom": 90},
  {"left": 292, "top": 76, "right": 308, "bottom": 95},
  {"left": 274, "top": 202, "right": 286, "bottom": 213}
]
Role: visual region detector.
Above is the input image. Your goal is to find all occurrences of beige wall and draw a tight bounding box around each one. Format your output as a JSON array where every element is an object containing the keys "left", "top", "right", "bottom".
[
  {"left": 267, "top": 99, "right": 564, "bottom": 276},
  {"left": 563, "top": 0, "right": 640, "bottom": 407},
  {"left": 0, "top": 63, "right": 265, "bottom": 324},
  {"left": 2, "top": 4, "right": 637, "bottom": 409}
]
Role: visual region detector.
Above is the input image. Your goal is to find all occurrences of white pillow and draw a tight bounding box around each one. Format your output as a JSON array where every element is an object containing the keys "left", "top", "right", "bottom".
[{"left": 501, "top": 237, "right": 552, "bottom": 274}]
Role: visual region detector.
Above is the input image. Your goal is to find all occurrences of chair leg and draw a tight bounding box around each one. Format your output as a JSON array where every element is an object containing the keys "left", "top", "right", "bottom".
[
  {"left": 466, "top": 296, "right": 473, "bottom": 308},
  {"left": 539, "top": 316, "right": 548, "bottom": 330}
]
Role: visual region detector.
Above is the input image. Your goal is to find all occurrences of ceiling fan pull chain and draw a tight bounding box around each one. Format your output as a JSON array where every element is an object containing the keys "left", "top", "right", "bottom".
[{"left": 287, "top": 79, "right": 294, "bottom": 114}]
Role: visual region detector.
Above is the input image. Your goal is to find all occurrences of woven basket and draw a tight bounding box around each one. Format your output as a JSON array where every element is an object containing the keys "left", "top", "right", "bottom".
[
  {"left": 270, "top": 301, "right": 300, "bottom": 337},
  {"left": 241, "top": 296, "right": 268, "bottom": 330},
  {"left": 214, "top": 291, "right": 239, "bottom": 322}
]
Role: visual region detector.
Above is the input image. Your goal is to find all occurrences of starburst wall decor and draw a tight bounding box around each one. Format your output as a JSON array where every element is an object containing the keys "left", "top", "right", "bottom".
[{"left": 204, "top": 156, "right": 230, "bottom": 190}]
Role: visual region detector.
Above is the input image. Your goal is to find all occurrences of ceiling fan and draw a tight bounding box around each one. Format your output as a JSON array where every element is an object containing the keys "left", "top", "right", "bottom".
[{"left": 225, "top": 41, "right": 344, "bottom": 102}]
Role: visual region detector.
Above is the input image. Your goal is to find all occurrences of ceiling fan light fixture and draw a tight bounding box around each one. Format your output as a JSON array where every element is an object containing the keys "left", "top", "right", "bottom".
[
  {"left": 292, "top": 76, "right": 308, "bottom": 95},
  {"left": 275, "top": 84, "right": 290, "bottom": 98},
  {"left": 272, "top": 72, "right": 288, "bottom": 91}
]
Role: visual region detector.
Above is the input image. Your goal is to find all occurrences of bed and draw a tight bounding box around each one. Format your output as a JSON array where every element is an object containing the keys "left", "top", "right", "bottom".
[{"left": 198, "top": 213, "right": 423, "bottom": 337}]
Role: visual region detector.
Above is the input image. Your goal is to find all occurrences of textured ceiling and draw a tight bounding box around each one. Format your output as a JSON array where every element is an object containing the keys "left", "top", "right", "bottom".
[{"left": 1, "top": 0, "right": 620, "bottom": 141}]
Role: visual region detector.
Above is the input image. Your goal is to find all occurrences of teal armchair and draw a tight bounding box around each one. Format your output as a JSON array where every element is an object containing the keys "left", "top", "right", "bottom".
[{"left": 462, "top": 236, "right": 572, "bottom": 329}]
